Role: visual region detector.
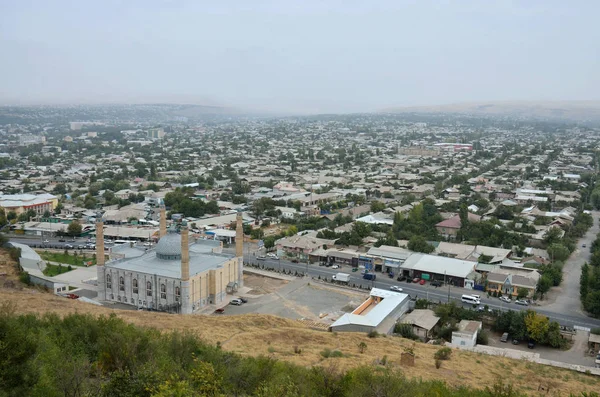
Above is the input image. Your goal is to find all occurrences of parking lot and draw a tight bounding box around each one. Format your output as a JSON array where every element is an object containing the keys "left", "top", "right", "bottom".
[{"left": 221, "top": 275, "right": 368, "bottom": 323}]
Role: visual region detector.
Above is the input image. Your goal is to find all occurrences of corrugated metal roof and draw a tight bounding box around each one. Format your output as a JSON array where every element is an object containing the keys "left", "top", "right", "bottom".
[{"left": 401, "top": 253, "right": 475, "bottom": 279}]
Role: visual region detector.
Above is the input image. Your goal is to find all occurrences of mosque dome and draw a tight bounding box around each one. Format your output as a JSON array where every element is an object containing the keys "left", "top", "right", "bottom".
[{"left": 155, "top": 231, "right": 181, "bottom": 260}]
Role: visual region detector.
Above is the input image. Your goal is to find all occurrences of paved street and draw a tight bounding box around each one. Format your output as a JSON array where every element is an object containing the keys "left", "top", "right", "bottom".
[
  {"left": 241, "top": 253, "right": 600, "bottom": 330},
  {"left": 543, "top": 211, "right": 599, "bottom": 316},
  {"left": 11, "top": 233, "right": 600, "bottom": 329}
]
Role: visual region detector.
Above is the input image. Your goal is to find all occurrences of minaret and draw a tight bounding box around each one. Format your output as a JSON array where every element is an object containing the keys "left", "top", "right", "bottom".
[
  {"left": 159, "top": 206, "right": 167, "bottom": 238},
  {"left": 235, "top": 212, "right": 244, "bottom": 288},
  {"left": 180, "top": 226, "right": 191, "bottom": 314},
  {"left": 95, "top": 213, "right": 106, "bottom": 300}
]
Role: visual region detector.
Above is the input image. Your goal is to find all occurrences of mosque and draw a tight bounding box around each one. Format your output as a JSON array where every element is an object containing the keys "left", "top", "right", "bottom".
[{"left": 96, "top": 208, "right": 244, "bottom": 313}]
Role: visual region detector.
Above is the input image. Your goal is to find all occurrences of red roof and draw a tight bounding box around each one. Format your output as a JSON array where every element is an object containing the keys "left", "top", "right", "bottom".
[{"left": 436, "top": 213, "right": 481, "bottom": 229}]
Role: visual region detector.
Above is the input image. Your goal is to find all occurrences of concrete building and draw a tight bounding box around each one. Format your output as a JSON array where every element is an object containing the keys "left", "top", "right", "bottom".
[
  {"left": 96, "top": 211, "right": 244, "bottom": 313},
  {"left": 330, "top": 288, "right": 410, "bottom": 334},
  {"left": 0, "top": 193, "right": 58, "bottom": 216},
  {"left": 400, "top": 309, "right": 440, "bottom": 341},
  {"left": 451, "top": 320, "right": 482, "bottom": 348}
]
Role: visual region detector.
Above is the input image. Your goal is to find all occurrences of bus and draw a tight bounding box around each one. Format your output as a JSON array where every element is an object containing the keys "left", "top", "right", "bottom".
[
  {"left": 114, "top": 239, "right": 132, "bottom": 245},
  {"left": 461, "top": 294, "right": 481, "bottom": 305}
]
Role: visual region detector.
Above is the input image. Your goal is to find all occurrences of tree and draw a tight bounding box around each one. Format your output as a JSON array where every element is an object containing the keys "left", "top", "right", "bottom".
[
  {"left": 537, "top": 275, "right": 552, "bottom": 298},
  {"left": 581, "top": 263, "right": 590, "bottom": 299},
  {"left": 524, "top": 310, "right": 549, "bottom": 343},
  {"left": 67, "top": 221, "right": 82, "bottom": 237},
  {"left": 584, "top": 290, "right": 600, "bottom": 317},
  {"left": 546, "top": 321, "right": 565, "bottom": 348},
  {"left": 547, "top": 243, "right": 570, "bottom": 262},
  {"left": 543, "top": 227, "right": 562, "bottom": 246},
  {"left": 286, "top": 226, "right": 298, "bottom": 237},
  {"left": 407, "top": 236, "right": 434, "bottom": 253},
  {"left": 370, "top": 201, "right": 386, "bottom": 213},
  {"left": 357, "top": 342, "right": 367, "bottom": 354},
  {"left": 517, "top": 288, "right": 529, "bottom": 300}
]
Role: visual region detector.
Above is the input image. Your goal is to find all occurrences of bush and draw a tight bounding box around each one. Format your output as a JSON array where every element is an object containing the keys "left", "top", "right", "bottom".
[
  {"left": 320, "top": 348, "right": 343, "bottom": 358},
  {"left": 394, "top": 323, "right": 419, "bottom": 340},
  {"left": 435, "top": 359, "right": 442, "bottom": 369},
  {"left": 367, "top": 330, "right": 379, "bottom": 338},
  {"left": 434, "top": 347, "right": 452, "bottom": 361},
  {"left": 18, "top": 271, "right": 31, "bottom": 285},
  {"left": 476, "top": 329, "right": 489, "bottom": 345},
  {"left": 591, "top": 327, "right": 600, "bottom": 335}
]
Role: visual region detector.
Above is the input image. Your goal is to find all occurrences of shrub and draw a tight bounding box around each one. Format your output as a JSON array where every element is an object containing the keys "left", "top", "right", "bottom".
[
  {"left": 434, "top": 347, "right": 452, "bottom": 361},
  {"left": 394, "top": 323, "right": 419, "bottom": 340},
  {"left": 476, "top": 329, "right": 489, "bottom": 345},
  {"left": 591, "top": 327, "right": 600, "bottom": 335},
  {"left": 435, "top": 359, "right": 442, "bottom": 369},
  {"left": 18, "top": 271, "right": 31, "bottom": 285},
  {"left": 358, "top": 342, "right": 367, "bottom": 354},
  {"left": 293, "top": 345, "right": 302, "bottom": 354},
  {"left": 367, "top": 330, "right": 379, "bottom": 338},
  {"left": 320, "top": 348, "right": 343, "bottom": 358},
  {"left": 380, "top": 355, "right": 388, "bottom": 366}
]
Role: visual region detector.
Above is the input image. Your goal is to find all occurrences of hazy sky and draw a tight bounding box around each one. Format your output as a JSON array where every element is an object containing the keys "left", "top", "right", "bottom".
[{"left": 1, "top": 0, "right": 599, "bottom": 113}]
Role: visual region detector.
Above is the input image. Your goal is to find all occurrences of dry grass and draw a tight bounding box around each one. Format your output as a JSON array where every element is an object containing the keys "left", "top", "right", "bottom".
[{"left": 1, "top": 258, "right": 599, "bottom": 395}]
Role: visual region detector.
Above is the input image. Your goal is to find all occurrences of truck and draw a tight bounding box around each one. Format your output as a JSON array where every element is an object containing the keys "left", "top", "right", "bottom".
[
  {"left": 332, "top": 273, "right": 351, "bottom": 283},
  {"left": 363, "top": 273, "right": 376, "bottom": 281}
]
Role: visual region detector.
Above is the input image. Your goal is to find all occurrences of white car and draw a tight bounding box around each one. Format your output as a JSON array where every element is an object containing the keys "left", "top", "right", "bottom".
[
  {"left": 332, "top": 265, "right": 340, "bottom": 269},
  {"left": 499, "top": 296, "right": 512, "bottom": 303},
  {"left": 256, "top": 256, "right": 266, "bottom": 260},
  {"left": 390, "top": 286, "right": 403, "bottom": 292},
  {"left": 515, "top": 299, "right": 529, "bottom": 306}
]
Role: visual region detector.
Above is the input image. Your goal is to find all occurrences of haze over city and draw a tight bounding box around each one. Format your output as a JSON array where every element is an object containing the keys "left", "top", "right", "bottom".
[{"left": 1, "top": 0, "right": 599, "bottom": 113}]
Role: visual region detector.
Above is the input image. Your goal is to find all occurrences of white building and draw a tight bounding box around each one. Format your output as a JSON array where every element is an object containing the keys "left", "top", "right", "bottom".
[
  {"left": 330, "top": 288, "right": 410, "bottom": 334},
  {"left": 451, "top": 320, "right": 482, "bottom": 348}
]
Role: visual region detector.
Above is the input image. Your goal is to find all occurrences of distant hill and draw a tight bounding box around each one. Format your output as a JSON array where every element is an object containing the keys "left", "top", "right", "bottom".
[{"left": 382, "top": 101, "right": 600, "bottom": 123}]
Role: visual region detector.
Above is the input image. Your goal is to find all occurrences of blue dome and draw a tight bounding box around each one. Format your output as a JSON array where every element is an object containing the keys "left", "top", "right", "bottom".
[{"left": 155, "top": 232, "right": 181, "bottom": 260}]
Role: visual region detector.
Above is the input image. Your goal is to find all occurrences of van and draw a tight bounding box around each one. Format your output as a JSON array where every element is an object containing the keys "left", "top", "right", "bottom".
[
  {"left": 363, "top": 273, "right": 376, "bottom": 281},
  {"left": 461, "top": 294, "right": 481, "bottom": 305}
]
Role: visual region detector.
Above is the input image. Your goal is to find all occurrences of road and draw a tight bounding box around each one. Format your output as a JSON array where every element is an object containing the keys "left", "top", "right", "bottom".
[
  {"left": 12, "top": 234, "right": 600, "bottom": 329},
  {"left": 8, "top": 235, "right": 123, "bottom": 251},
  {"left": 243, "top": 254, "right": 600, "bottom": 330},
  {"left": 543, "top": 211, "right": 599, "bottom": 316}
]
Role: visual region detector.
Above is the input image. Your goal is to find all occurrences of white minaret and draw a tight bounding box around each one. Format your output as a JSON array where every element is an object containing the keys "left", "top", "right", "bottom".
[
  {"left": 180, "top": 226, "right": 191, "bottom": 314},
  {"left": 96, "top": 214, "right": 106, "bottom": 300}
]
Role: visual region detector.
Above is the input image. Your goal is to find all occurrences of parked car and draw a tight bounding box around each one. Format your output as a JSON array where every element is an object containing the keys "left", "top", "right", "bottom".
[
  {"left": 239, "top": 297, "right": 248, "bottom": 303},
  {"left": 430, "top": 280, "right": 442, "bottom": 287},
  {"left": 582, "top": 243, "right": 587, "bottom": 248},
  {"left": 412, "top": 277, "right": 420, "bottom": 283},
  {"left": 58, "top": 239, "right": 66, "bottom": 242},
  {"left": 230, "top": 298, "right": 243, "bottom": 306},
  {"left": 65, "top": 244, "right": 74, "bottom": 249},
  {"left": 528, "top": 340, "right": 535, "bottom": 349},
  {"left": 500, "top": 332, "right": 509, "bottom": 343},
  {"left": 396, "top": 275, "right": 407, "bottom": 282},
  {"left": 319, "top": 262, "right": 326, "bottom": 266},
  {"left": 257, "top": 256, "right": 266, "bottom": 260},
  {"left": 332, "top": 265, "right": 339, "bottom": 269},
  {"left": 512, "top": 339, "right": 520, "bottom": 345},
  {"left": 214, "top": 308, "right": 225, "bottom": 314},
  {"left": 390, "top": 286, "right": 403, "bottom": 292},
  {"left": 499, "top": 296, "right": 512, "bottom": 303},
  {"left": 419, "top": 279, "right": 426, "bottom": 285},
  {"left": 291, "top": 259, "right": 299, "bottom": 263},
  {"left": 515, "top": 299, "right": 529, "bottom": 306},
  {"left": 477, "top": 305, "right": 493, "bottom": 313}
]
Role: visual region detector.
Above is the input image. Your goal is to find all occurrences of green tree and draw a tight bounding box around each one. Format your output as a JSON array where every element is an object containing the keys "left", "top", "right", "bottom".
[
  {"left": 67, "top": 221, "right": 82, "bottom": 237},
  {"left": 547, "top": 243, "right": 570, "bottom": 262},
  {"left": 537, "top": 275, "right": 552, "bottom": 298},
  {"left": 581, "top": 263, "right": 590, "bottom": 299},
  {"left": 517, "top": 288, "right": 529, "bottom": 300},
  {"left": 286, "top": 226, "right": 298, "bottom": 237},
  {"left": 370, "top": 201, "right": 386, "bottom": 213},
  {"left": 543, "top": 227, "right": 563, "bottom": 246},
  {"left": 407, "top": 236, "right": 434, "bottom": 253}
]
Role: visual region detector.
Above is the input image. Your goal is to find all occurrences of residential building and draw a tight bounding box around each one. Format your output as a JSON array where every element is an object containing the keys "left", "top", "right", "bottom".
[{"left": 400, "top": 309, "right": 440, "bottom": 341}]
